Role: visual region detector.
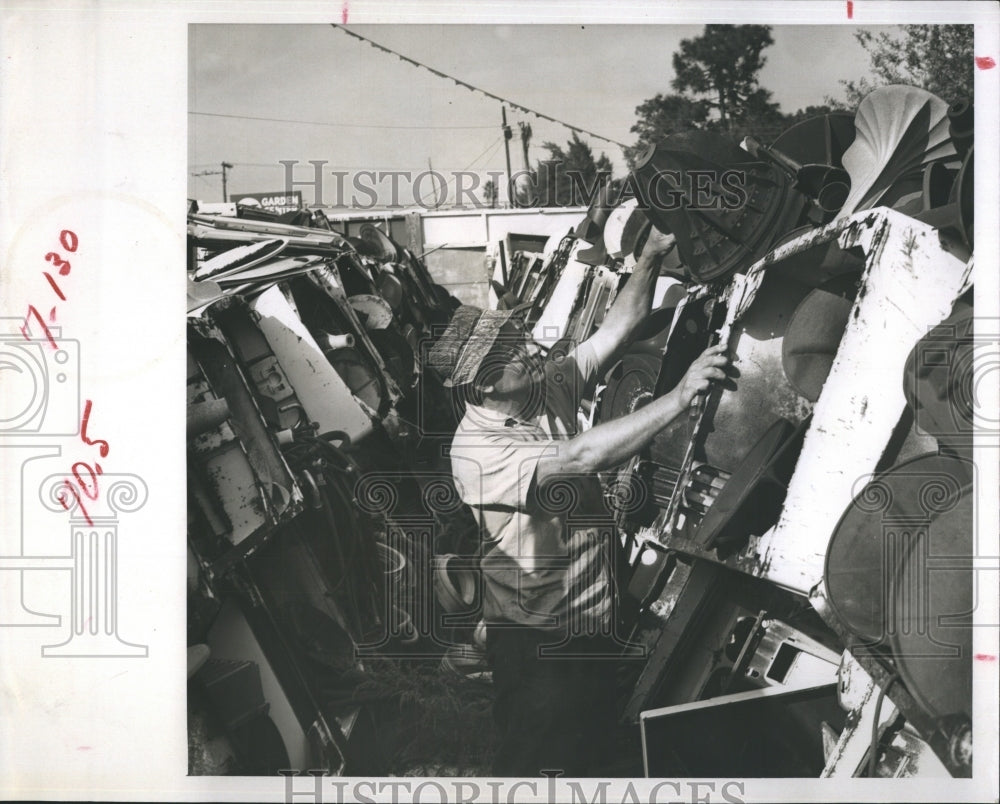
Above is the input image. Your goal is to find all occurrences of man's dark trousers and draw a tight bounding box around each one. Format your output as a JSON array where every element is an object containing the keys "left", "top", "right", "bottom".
[{"left": 485, "top": 625, "right": 620, "bottom": 777}]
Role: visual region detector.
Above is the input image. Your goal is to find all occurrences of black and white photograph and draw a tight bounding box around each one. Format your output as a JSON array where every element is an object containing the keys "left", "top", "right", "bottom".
[{"left": 2, "top": 2, "right": 1000, "bottom": 802}]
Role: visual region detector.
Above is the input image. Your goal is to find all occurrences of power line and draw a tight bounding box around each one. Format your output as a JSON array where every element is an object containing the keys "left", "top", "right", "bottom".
[
  {"left": 189, "top": 135, "right": 508, "bottom": 205},
  {"left": 191, "top": 173, "right": 218, "bottom": 192},
  {"left": 416, "top": 135, "right": 505, "bottom": 206},
  {"left": 191, "top": 159, "right": 513, "bottom": 172},
  {"left": 189, "top": 110, "right": 496, "bottom": 131},
  {"left": 465, "top": 136, "right": 506, "bottom": 171},
  {"left": 261, "top": 162, "right": 504, "bottom": 171},
  {"left": 330, "top": 24, "right": 629, "bottom": 150}
]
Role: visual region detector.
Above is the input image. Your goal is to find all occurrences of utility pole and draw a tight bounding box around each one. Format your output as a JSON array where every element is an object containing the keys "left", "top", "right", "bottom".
[
  {"left": 501, "top": 105, "right": 513, "bottom": 208},
  {"left": 190, "top": 162, "right": 234, "bottom": 202},
  {"left": 221, "top": 161, "right": 233, "bottom": 202}
]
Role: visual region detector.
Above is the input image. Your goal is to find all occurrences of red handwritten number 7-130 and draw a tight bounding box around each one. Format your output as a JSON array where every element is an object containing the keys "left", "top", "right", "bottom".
[
  {"left": 22, "top": 232, "right": 113, "bottom": 525},
  {"left": 57, "top": 401, "right": 110, "bottom": 527},
  {"left": 20, "top": 228, "right": 78, "bottom": 349}
]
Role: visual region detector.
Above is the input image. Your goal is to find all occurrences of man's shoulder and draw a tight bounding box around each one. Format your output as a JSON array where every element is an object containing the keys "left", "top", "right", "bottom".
[
  {"left": 454, "top": 405, "right": 510, "bottom": 442},
  {"left": 454, "top": 405, "right": 544, "bottom": 440},
  {"left": 545, "top": 338, "right": 599, "bottom": 376},
  {"left": 451, "top": 406, "right": 556, "bottom": 475},
  {"left": 451, "top": 408, "right": 517, "bottom": 471},
  {"left": 543, "top": 339, "right": 598, "bottom": 398}
]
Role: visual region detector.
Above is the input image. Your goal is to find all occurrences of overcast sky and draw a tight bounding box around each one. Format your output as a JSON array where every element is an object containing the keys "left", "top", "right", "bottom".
[{"left": 188, "top": 24, "right": 895, "bottom": 208}]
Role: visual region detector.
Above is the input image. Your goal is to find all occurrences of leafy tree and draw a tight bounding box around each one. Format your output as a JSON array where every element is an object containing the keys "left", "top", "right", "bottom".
[
  {"left": 529, "top": 132, "right": 613, "bottom": 208},
  {"left": 841, "top": 25, "right": 974, "bottom": 107},
  {"left": 671, "top": 25, "right": 776, "bottom": 133},
  {"left": 483, "top": 178, "right": 498, "bottom": 208},
  {"left": 626, "top": 93, "right": 709, "bottom": 166}
]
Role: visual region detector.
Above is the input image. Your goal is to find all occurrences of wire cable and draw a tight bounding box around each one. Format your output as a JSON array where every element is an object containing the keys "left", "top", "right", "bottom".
[
  {"left": 415, "top": 135, "right": 505, "bottom": 206},
  {"left": 868, "top": 673, "right": 900, "bottom": 777},
  {"left": 214, "top": 160, "right": 509, "bottom": 172},
  {"left": 189, "top": 110, "right": 495, "bottom": 131},
  {"left": 330, "top": 24, "right": 629, "bottom": 150},
  {"left": 190, "top": 173, "right": 218, "bottom": 189}
]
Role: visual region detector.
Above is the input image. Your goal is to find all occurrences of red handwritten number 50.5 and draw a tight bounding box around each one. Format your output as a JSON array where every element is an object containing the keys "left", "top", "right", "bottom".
[{"left": 56, "top": 400, "right": 109, "bottom": 527}]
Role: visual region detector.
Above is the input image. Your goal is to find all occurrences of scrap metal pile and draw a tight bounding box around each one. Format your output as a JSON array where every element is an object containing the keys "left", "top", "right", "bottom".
[
  {"left": 485, "top": 85, "right": 976, "bottom": 777},
  {"left": 185, "top": 207, "right": 476, "bottom": 773},
  {"left": 185, "top": 82, "right": 977, "bottom": 778}
]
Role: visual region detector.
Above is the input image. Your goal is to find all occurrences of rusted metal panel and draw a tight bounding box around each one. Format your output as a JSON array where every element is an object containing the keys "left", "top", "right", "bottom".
[
  {"left": 757, "top": 209, "right": 971, "bottom": 594},
  {"left": 187, "top": 324, "right": 304, "bottom": 548},
  {"left": 404, "top": 211, "right": 424, "bottom": 256},
  {"left": 531, "top": 241, "right": 592, "bottom": 343},
  {"left": 308, "top": 265, "right": 404, "bottom": 405},
  {"left": 819, "top": 651, "right": 951, "bottom": 778},
  {"left": 632, "top": 210, "right": 971, "bottom": 590},
  {"left": 252, "top": 286, "right": 376, "bottom": 442}
]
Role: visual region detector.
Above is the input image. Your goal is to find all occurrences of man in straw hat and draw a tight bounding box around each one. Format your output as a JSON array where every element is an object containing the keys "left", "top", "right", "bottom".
[{"left": 426, "top": 228, "right": 728, "bottom": 776}]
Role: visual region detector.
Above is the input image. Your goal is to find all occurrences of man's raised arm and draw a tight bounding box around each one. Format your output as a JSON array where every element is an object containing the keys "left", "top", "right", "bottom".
[
  {"left": 534, "top": 344, "right": 729, "bottom": 487},
  {"left": 583, "top": 226, "right": 677, "bottom": 376}
]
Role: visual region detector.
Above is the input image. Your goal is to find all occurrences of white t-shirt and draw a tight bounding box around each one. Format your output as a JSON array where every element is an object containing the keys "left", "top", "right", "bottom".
[{"left": 450, "top": 341, "right": 614, "bottom": 633}]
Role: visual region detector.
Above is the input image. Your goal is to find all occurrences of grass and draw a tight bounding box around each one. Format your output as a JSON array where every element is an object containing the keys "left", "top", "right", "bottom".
[{"left": 350, "top": 654, "right": 498, "bottom": 775}]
